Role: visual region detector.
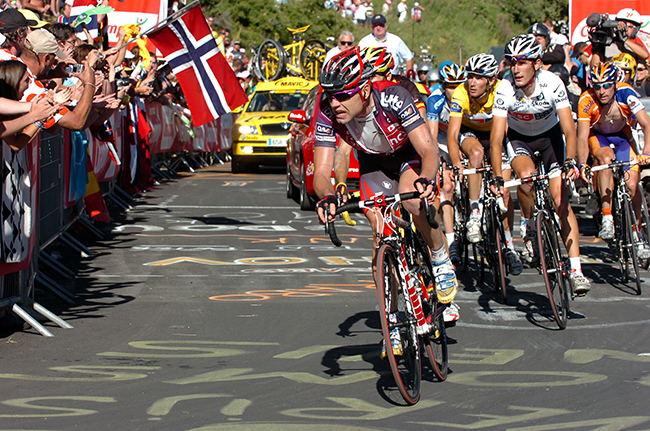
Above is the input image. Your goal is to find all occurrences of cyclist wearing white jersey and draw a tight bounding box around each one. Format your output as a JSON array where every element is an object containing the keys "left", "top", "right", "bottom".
[{"left": 490, "top": 34, "right": 591, "bottom": 295}]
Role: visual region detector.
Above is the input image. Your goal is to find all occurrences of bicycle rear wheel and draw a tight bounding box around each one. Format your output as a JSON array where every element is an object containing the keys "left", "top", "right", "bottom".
[
  {"left": 454, "top": 182, "right": 470, "bottom": 272},
  {"left": 536, "top": 212, "right": 569, "bottom": 329},
  {"left": 622, "top": 196, "right": 642, "bottom": 295},
  {"left": 256, "top": 39, "right": 286, "bottom": 81},
  {"left": 299, "top": 39, "right": 326, "bottom": 80},
  {"left": 376, "top": 243, "right": 421, "bottom": 405}
]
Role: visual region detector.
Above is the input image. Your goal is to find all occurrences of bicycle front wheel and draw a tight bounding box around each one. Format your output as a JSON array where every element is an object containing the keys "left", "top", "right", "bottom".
[
  {"left": 299, "top": 39, "right": 326, "bottom": 80},
  {"left": 486, "top": 201, "right": 507, "bottom": 303},
  {"left": 537, "top": 212, "right": 569, "bottom": 329},
  {"left": 622, "top": 196, "right": 642, "bottom": 295},
  {"left": 256, "top": 39, "right": 286, "bottom": 81},
  {"left": 376, "top": 243, "right": 421, "bottom": 405},
  {"left": 423, "top": 301, "right": 448, "bottom": 381}
]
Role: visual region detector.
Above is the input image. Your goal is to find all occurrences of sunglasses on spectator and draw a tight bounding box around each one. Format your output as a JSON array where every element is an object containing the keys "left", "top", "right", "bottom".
[
  {"left": 325, "top": 85, "right": 363, "bottom": 102},
  {"left": 339, "top": 41, "right": 353, "bottom": 46},
  {"left": 592, "top": 82, "right": 614, "bottom": 90},
  {"left": 638, "top": 66, "right": 648, "bottom": 71}
]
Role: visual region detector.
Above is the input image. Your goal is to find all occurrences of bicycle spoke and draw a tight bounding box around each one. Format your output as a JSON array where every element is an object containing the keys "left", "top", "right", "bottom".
[{"left": 537, "top": 213, "right": 568, "bottom": 329}]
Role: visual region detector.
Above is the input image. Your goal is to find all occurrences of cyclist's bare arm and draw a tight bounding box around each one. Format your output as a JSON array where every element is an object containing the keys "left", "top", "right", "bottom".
[
  {"left": 635, "top": 109, "right": 650, "bottom": 156},
  {"left": 426, "top": 118, "right": 439, "bottom": 147},
  {"left": 447, "top": 114, "right": 464, "bottom": 171},
  {"left": 409, "top": 123, "right": 439, "bottom": 194},
  {"left": 333, "top": 138, "right": 353, "bottom": 189},
  {"left": 558, "top": 106, "right": 578, "bottom": 179},
  {"left": 490, "top": 115, "right": 508, "bottom": 181},
  {"left": 314, "top": 146, "right": 337, "bottom": 224},
  {"left": 577, "top": 120, "right": 591, "bottom": 176}
]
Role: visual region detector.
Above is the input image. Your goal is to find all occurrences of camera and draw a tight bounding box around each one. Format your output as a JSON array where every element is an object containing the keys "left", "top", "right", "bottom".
[
  {"left": 586, "top": 12, "right": 624, "bottom": 46},
  {"left": 116, "top": 77, "right": 133, "bottom": 90},
  {"left": 65, "top": 63, "right": 84, "bottom": 74}
]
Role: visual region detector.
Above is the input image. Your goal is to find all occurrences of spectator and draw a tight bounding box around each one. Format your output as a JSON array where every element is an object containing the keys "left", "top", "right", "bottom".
[
  {"left": 634, "top": 60, "right": 650, "bottom": 97},
  {"left": 397, "top": 0, "right": 407, "bottom": 23},
  {"left": 365, "top": 2, "right": 374, "bottom": 26},
  {"left": 528, "top": 22, "right": 565, "bottom": 69},
  {"left": 323, "top": 30, "right": 355, "bottom": 65},
  {"left": 56, "top": 0, "right": 74, "bottom": 25},
  {"left": 381, "top": 0, "right": 390, "bottom": 15},
  {"left": 570, "top": 42, "right": 590, "bottom": 94},
  {"left": 21, "top": 0, "right": 50, "bottom": 18},
  {"left": 216, "top": 29, "right": 229, "bottom": 55},
  {"left": 411, "top": 2, "right": 423, "bottom": 23},
  {"left": 354, "top": 1, "right": 367, "bottom": 26},
  {"left": 543, "top": 18, "right": 569, "bottom": 46},
  {"left": 0, "top": 60, "right": 58, "bottom": 151},
  {"left": 0, "top": 8, "right": 37, "bottom": 59},
  {"left": 358, "top": 14, "right": 414, "bottom": 75}
]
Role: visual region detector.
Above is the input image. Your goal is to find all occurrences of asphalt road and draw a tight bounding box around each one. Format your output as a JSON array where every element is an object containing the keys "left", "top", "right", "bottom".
[{"left": 1, "top": 163, "right": 649, "bottom": 431}]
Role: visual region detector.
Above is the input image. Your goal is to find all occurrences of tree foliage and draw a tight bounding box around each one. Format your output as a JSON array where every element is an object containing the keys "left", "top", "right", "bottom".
[{"left": 199, "top": 0, "right": 568, "bottom": 64}]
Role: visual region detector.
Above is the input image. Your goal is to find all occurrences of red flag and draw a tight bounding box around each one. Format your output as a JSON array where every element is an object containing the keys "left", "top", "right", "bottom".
[{"left": 147, "top": 4, "right": 248, "bottom": 127}]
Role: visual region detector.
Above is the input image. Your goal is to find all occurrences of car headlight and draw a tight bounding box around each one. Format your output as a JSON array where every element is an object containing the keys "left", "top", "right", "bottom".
[{"left": 238, "top": 125, "right": 259, "bottom": 135}]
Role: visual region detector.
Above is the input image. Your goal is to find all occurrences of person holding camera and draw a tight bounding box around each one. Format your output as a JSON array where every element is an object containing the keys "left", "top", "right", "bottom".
[{"left": 589, "top": 8, "right": 649, "bottom": 66}]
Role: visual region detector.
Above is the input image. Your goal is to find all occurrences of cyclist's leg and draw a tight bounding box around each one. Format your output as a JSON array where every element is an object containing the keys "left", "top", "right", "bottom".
[
  {"left": 461, "top": 133, "right": 485, "bottom": 243},
  {"left": 399, "top": 162, "right": 458, "bottom": 304},
  {"left": 509, "top": 138, "right": 538, "bottom": 263},
  {"left": 591, "top": 135, "right": 617, "bottom": 240},
  {"left": 439, "top": 144, "right": 459, "bottom": 264}
]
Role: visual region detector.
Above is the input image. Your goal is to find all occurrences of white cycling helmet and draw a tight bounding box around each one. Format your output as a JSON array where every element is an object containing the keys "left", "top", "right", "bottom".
[
  {"left": 505, "top": 34, "right": 543, "bottom": 61},
  {"left": 464, "top": 53, "right": 498, "bottom": 78},
  {"left": 616, "top": 8, "right": 642, "bottom": 26}
]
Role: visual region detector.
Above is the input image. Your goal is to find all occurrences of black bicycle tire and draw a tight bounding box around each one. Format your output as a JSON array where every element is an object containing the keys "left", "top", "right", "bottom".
[
  {"left": 454, "top": 182, "right": 470, "bottom": 272},
  {"left": 256, "top": 39, "right": 286, "bottom": 82},
  {"left": 423, "top": 301, "right": 448, "bottom": 381},
  {"left": 537, "top": 212, "right": 568, "bottom": 329},
  {"left": 613, "top": 194, "right": 629, "bottom": 283},
  {"left": 299, "top": 39, "right": 326, "bottom": 80},
  {"left": 638, "top": 186, "right": 650, "bottom": 270},
  {"left": 487, "top": 201, "right": 507, "bottom": 303},
  {"left": 376, "top": 243, "right": 421, "bottom": 405},
  {"left": 623, "top": 196, "right": 642, "bottom": 295}
]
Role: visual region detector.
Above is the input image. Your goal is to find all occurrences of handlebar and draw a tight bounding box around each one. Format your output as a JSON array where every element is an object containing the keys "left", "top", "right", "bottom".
[{"left": 326, "top": 191, "right": 438, "bottom": 247}]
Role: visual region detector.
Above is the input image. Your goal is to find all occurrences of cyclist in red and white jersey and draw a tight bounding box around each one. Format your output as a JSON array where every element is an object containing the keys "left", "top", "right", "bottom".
[
  {"left": 314, "top": 48, "right": 459, "bottom": 356},
  {"left": 491, "top": 34, "right": 591, "bottom": 295}
]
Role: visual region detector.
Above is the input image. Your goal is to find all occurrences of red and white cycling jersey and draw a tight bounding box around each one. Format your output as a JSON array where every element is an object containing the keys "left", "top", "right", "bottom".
[
  {"left": 493, "top": 69, "right": 570, "bottom": 136},
  {"left": 315, "top": 80, "right": 424, "bottom": 155}
]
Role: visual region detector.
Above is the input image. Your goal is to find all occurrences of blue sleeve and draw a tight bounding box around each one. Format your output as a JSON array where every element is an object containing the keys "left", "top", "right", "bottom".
[{"left": 426, "top": 93, "right": 445, "bottom": 121}]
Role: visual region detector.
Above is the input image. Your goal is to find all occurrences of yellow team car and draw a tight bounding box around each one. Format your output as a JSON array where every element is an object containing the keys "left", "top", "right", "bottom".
[{"left": 231, "top": 77, "right": 319, "bottom": 173}]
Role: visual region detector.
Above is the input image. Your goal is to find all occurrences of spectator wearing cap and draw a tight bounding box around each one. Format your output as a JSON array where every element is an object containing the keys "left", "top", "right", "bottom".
[
  {"left": 21, "top": 29, "right": 97, "bottom": 131},
  {"left": 21, "top": 0, "right": 51, "bottom": 19},
  {"left": 358, "top": 14, "right": 414, "bottom": 75},
  {"left": 57, "top": 0, "right": 75, "bottom": 25},
  {"left": 216, "top": 29, "right": 229, "bottom": 55},
  {"left": 570, "top": 42, "right": 590, "bottom": 94},
  {"left": 0, "top": 8, "right": 38, "bottom": 60},
  {"left": 19, "top": 9, "right": 51, "bottom": 31},
  {"left": 323, "top": 30, "right": 355, "bottom": 65},
  {"left": 411, "top": 2, "right": 424, "bottom": 22}
]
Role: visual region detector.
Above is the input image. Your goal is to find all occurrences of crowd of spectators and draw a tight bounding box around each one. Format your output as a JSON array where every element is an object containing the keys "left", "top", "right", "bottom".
[{"left": 324, "top": 0, "right": 424, "bottom": 26}]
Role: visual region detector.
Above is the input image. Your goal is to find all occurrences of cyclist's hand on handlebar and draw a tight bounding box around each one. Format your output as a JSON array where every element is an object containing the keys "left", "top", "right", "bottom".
[
  {"left": 580, "top": 163, "right": 592, "bottom": 184},
  {"left": 490, "top": 176, "right": 504, "bottom": 197},
  {"left": 316, "top": 195, "right": 337, "bottom": 225},
  {"left": 335, "top": 183, "right": 349, "bottom": 205},
  {"left": 453, "top": 163, "right": 464, "bottom": 183},
  {"left": 562, "top": 158, "right": 579, "bottom": 181},
  {"left": 638, "top": 153, "right": 650, "bottom": 166},
  {"left": 413, "top": 177, "right": 437, "bottom": 200}
]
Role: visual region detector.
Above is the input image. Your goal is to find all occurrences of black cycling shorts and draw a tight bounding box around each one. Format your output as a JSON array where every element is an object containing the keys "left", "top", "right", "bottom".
[{"left": 507, "top": 123, "right": 564, "bottom": 173}]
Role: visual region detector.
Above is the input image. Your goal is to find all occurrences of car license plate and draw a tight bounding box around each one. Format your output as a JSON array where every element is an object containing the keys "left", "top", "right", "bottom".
[{"left": 267, "top": 138, "right": 287, "bottom": 147}]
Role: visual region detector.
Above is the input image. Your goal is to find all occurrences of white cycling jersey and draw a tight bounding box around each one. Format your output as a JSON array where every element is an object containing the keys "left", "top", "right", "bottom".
[{"left": 493, "top": 69, "right": 570, "bottom": 136}]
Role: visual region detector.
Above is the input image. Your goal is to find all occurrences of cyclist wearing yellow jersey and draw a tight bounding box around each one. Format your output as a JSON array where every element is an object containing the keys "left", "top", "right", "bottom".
[{"left": 447, "top": 53, "right": 523, "bottom": 275}]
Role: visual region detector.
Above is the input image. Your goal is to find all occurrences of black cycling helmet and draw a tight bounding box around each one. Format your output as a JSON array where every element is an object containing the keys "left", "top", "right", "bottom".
[
  {"left": 320, "top": 47, "right": 374, "bottom": 92},
  {"left": 528, "top": 23, "right": 550, "bottom": 46}
]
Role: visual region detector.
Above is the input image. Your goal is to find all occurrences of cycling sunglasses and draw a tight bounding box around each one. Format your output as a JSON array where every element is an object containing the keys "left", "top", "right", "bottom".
[
  {"left": 339, "top": 40, "right": 354, "bottom": 46},
  {"left": 592, "top": 82, "right": 615, "bottom": 90},
  {"left": 505, "top": 54, "right": 533, "bottom": 66},
  {"left": 325, "top": 85, "right": 363, "bottom": 102}
]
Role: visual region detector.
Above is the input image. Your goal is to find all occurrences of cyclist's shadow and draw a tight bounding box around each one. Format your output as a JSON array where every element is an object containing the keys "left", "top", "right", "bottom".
[{"left": 322, "top": 310, "right": 454, "bottom": 405}]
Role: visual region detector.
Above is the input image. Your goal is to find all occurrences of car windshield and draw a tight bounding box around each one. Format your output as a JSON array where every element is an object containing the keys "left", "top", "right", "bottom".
[{"left": 247, "top": 91, "right": 308, "bottom": 112}]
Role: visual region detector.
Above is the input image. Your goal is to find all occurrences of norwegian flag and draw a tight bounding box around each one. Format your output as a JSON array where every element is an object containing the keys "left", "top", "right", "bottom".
[{"left": 148, "top": 4, "right": 248, "bottom": 127}]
